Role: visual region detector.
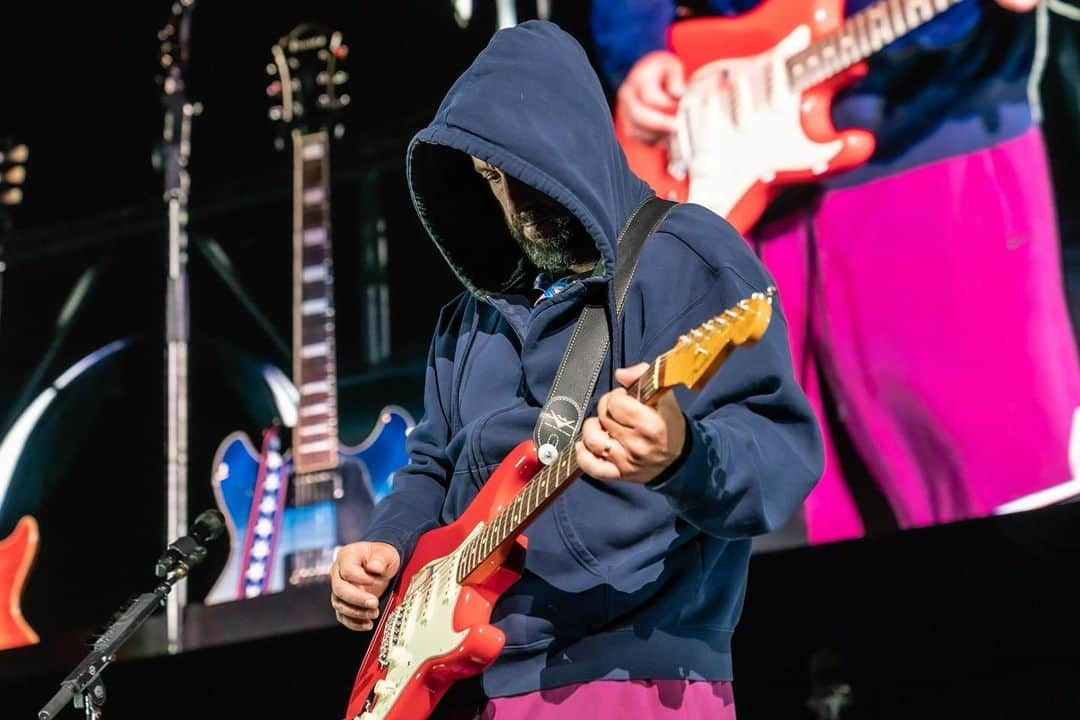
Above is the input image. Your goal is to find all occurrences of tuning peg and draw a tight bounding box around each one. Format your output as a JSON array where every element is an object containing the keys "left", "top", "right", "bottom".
[
  {"left": 333, "top": 123, "right": 345, "bottom": 140},
  {"left": 1, "top": 187, "right": 23, "bottom": 206},
  {"left": 9, "top": 144, "right": 29, "bottom": 163},
  {"left": 266, "top": 62, "right": 277, "bottom": 76},
  {"left": 3, "top": 166, "right": 26, "bottom": 184},
  {"left": 267, "top": 80, "right": 282, "bottom": 97},
  {"left": 288, "top": 57, "right": 300, "bottom": 70},
  {"left": 333, "top": 71, "right": 348, "bottom": 86},
  {"left": 318, "top": 93, "right": 330, "bottom": 107},
  {"left": 268, "top": 106, "right": 283, "bottom": 121},
  {"left": 317, "top": 71, "right": 329, "bottom": 86},
  {"left": 292, "top": 102, "right": 304, "bottom": 117},
  {"left": 318, "top": 49, "right": 330, "bottom": 61},
  {"left": 333, "top": 44, "right": 349, "bottom": 60},
  {"left": 0, "top": 144, "right": 28, "bottom": 164},
  {"left": 340, "top": 93, "right": 351, "bottom": 107},
  {"left": 273, "top": 137, "right": 286, "bottom": 152}
]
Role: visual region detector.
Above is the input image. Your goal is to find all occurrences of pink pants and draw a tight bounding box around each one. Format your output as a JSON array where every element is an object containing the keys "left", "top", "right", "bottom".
[
  {"left": 478, "top": 680, "right": 735, "bottom": 719},
  {"left": 756, "top": 127, "right": 1080, "bottom": 543}
]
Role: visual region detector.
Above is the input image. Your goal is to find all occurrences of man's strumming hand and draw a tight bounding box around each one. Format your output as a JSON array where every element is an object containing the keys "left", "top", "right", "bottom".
[{"left": 330, "top": 541, "right": 401, "bottom": 632}]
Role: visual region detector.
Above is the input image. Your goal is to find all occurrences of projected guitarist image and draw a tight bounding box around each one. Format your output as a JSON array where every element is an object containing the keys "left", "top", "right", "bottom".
[
  {"left": 596, "top": 0, "right": 1080, "bottom": 542},
  {"left": 330, "top": 22, "right": 823, "bottom": 720}
]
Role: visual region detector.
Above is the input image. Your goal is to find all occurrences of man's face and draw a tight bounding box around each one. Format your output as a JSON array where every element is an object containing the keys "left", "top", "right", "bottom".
[{"left": 471, "top": 157, "right": 597, "bottom": 274}]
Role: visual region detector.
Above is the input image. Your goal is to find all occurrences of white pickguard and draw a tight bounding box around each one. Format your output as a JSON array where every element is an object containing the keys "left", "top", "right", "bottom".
[
  {"left": 355, "top": 526, "right": 482, "bottom": 720},
  {"left": 670, "top": 25, "right": 843, "bottom": 217}
]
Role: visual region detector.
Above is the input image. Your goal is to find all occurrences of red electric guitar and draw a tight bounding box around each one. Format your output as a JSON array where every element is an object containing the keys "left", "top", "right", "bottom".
[
  {"left": 0, "top": 516, "right": 40, "bottom": 651},
  {"left": 344, "top": 289, "right": 775, "bottom": 720},
  {"left": 615, "top": 0, "right": 962, "bottom": 234}
]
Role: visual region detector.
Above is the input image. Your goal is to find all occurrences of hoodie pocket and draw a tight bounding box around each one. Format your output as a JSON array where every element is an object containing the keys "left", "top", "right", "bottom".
[
  {"left": 441, "top": 408, "right": 507, "bottom": 521},
  {"left": 552, "top": 494, "right": 605, "bottom": 577},
  {"left": 464, "top": 409, "right": 504, "bottom": 489}
]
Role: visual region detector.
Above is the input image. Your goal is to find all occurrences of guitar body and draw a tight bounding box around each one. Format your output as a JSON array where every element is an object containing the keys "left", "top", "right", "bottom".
[
  {"left": 344, "top": 440, "right": 539, "bottom": 720},
  {"left": 0, "top": 516, "right": 40, "bottom": 650},
  {"left": 207, "top": 407, "right": 413, "bottom": 603},
  {"left": 615, "top": 0, "right": 875, "bottom": 233}
]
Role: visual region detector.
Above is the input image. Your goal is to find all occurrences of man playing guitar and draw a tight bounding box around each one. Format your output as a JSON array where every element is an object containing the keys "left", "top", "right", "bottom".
[
  {"left": 330, "top": 21, "right": 822, "bottom": 719},
  {"left": 595, "top": 0, "right": 1080, "bottom": 542}
]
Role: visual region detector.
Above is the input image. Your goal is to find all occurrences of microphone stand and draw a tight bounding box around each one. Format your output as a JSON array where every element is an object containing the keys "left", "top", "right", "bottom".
[
  {"left": 156, "top": 0, "right": 200, "bottom": 654},
  {"left": 36, "top": 529, "right": 212, "bottom": 720}
]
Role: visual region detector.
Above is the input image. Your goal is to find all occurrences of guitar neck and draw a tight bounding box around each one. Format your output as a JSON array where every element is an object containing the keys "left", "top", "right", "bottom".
[
  {"left": 292, "top": 129, "right": 340, "bottom": 475},
  {"left": 787, "top": 0, "right": 962, "bottom": 93},
  {"left": 456, "top": 357, "right": 667, "bottom": 582}
]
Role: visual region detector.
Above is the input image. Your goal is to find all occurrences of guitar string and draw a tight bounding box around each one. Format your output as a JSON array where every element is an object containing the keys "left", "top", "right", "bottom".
[
  {"left": 384, "top": 315, "right": 724, "bottom": 617},
  {"left": 369, "top": 309, "right": 769, "bottom": 720},
  {"left": 387, "top": 368, "right": 658, "bottom": 622},
  {"left": 379, "top": 303, "right": 755, "bottom": 640}
]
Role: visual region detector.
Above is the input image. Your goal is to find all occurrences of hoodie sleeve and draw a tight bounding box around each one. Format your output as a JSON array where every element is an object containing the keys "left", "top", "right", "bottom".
[
  {"left": 590, "top": 0, "right": 677, "bottom": 89},
  {"left": 644, "top": 267, "right": 824, "bottom": 539},
  {"left": 360, "top": 301, "right": 462, "bottom": 562}
]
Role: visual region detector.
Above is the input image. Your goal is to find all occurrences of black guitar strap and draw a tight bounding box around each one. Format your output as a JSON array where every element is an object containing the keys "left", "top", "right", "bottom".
[{"left": 533, "top": 196, "right": 676, "bottom": 465}]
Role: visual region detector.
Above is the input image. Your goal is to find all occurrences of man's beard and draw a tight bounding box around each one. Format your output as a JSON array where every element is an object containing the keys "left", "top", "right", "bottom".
[{"left": 507, "top": 208, "right": 598, "bottom": 274}]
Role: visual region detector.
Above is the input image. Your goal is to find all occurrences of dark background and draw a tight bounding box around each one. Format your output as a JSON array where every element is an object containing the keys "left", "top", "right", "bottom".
[{"left": 0, "top": 0, "right": 1077, "bottom": 700}]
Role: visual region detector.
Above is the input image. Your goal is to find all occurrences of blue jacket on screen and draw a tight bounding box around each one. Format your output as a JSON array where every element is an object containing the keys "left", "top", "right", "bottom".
[
  {"left": 362, "top": 20, "right": 823, "bottom": 697},
  {"left": 591, "top": 0, "right": 1039, "bottom": 186}
]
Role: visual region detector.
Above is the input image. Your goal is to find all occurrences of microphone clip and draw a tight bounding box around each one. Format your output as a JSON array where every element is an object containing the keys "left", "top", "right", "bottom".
[{"left": 154, "top": 535, "right": 208, "bottom": 579}]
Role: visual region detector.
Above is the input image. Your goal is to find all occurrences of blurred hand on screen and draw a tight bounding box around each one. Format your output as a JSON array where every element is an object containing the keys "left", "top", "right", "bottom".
[{"left": 616, "top": 50, "right": 686, "bottom": 146}]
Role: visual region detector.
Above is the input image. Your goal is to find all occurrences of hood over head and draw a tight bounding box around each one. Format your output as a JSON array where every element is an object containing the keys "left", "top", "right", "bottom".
[{"left": 407, "top": 20, "right": 652, "bottom": 297}]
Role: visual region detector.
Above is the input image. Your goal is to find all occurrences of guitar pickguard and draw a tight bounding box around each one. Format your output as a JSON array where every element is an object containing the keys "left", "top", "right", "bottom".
[
  {"left": 673, "top": 25, "right": 843, "bottom": 218},
  {"left": 357, "top": 536, "right": 474, "bottom": 720}
]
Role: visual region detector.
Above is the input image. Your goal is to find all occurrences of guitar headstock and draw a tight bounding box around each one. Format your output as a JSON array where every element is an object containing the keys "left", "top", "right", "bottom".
[
  {"left": 157, "top": 1, "right": 195, "bottom": 102},
  {"left": 267, "top": 24, "right": 350, "bottom": 143},
  {"left": 0, "top": 139, "right": 29, "bottom": 207},
  {"left": 154, "top": 0, "right": 199, "bottom": 191},
  {"left": 657, "top": 288, "right": 775, "bottom": 392}
]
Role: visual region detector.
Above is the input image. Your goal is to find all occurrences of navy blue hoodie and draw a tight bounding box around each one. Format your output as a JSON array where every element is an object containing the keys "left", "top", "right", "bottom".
[{"left": 362, "top": 21, "right": 823, "bottom": 697}]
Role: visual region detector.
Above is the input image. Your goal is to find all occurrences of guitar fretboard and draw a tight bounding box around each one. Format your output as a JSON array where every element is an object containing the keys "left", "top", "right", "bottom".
[
  {"left": 456, "top": 358, "right": 665, "bottom": 583},
  {"left": 292, "top": 130, "right": 340, "bottom": 477},
  {"left": 786, "top": 0, "right": 961, "bottom": 93}
]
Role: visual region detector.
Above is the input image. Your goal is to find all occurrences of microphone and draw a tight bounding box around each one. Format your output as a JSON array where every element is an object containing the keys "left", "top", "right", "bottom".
[
  {"left": 155, "top": 509, "right": 225, "bottom": 577},
  {"left": 188, "top": 509, "right": 226, "bottom": 543}
]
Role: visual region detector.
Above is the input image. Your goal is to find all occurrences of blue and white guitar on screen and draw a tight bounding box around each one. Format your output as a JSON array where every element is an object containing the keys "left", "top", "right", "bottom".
[
  {"left": 207, "top": 400, "right": 412, "bottom": 603},
  {"left": 206, "top": 25, "right": 413, "bottom": 604}
]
